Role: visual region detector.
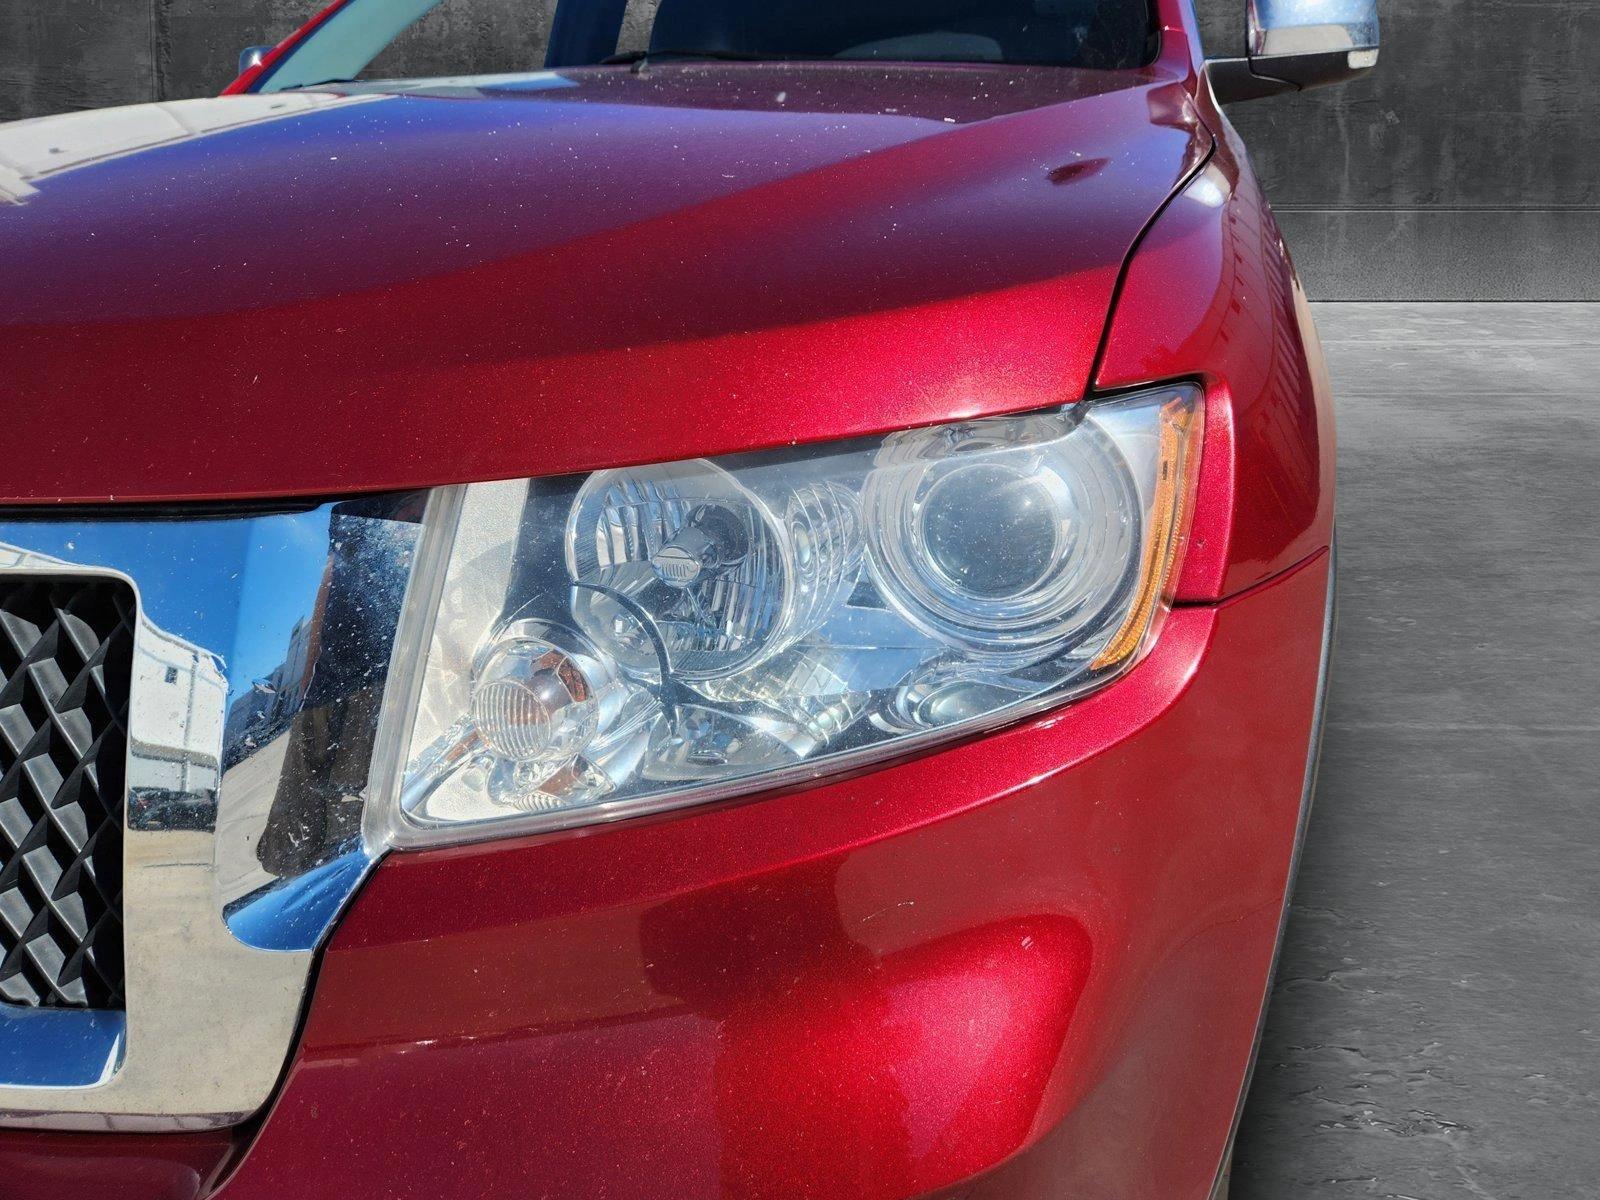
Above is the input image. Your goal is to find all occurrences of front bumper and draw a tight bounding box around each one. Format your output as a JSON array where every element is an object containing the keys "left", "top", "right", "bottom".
[{"left": 199, "top": 548, "right": 1330, "bottom": 1200}]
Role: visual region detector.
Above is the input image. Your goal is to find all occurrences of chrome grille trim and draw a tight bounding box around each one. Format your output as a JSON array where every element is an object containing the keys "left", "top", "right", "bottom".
[{"left": 0, "top": 492, "right": 435, "bottom": 1129}]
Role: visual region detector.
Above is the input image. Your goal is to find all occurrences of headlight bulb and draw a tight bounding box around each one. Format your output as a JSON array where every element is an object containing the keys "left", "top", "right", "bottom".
[
  {"left": 469, "top": 620, "right": 626, "bottom": 781},
  {"left": 648, "top": 503, "right": 749, "bottom": 586},
  {"left": 566, "top": 462, "right": 861, "bottom": 680}
]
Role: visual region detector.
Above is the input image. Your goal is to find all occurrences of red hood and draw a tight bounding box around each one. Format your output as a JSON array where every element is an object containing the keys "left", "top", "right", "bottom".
[{"left": 0, "top": 62, "right": 1208, "bottom": 504}]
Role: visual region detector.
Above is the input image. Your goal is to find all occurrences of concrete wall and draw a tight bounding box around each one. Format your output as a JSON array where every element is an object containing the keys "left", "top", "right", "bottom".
[
  {"left": 2, "top": 0, "right": 1597, "bottom": 298},
  {"left": 1196, "top": 0, "right": 1600, "bottom": 299}
]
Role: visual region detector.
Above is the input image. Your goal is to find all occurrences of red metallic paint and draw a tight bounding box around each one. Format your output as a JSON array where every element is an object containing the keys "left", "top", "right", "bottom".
[
  {"left": 1100, "top": 88, "right": 1336, "bottom": 601},
  {"left": 0, "top": 56, "right": 1209, "bottom": 508},
  {"left": 0, "top": 3, "right": 1338, "bottom": 1197},
  {"left": 0, "top": 1128, "right": 235, "bottom": 1200},
  {"left": 210, "top": 552, "right": 1328, "bottom": 1200}
]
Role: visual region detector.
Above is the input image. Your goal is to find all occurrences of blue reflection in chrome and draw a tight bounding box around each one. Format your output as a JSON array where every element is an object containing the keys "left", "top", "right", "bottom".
[
  {"left": 0, "top": 1006, "right": 123, "bottom": 1088},
  {"left": 1, "top": 512, "right": 333, "bottom": 711},
  {"left": 223, "top": 845, "right": 370, "bottom": 952}
]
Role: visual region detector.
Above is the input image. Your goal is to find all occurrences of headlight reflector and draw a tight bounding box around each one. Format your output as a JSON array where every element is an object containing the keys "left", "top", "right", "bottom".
[
  {"left": 372, "top": 385, "right": 1202, "bottom": 847},
  {"left": 565, "top": 464, "right": 861, "bottom": 681}
]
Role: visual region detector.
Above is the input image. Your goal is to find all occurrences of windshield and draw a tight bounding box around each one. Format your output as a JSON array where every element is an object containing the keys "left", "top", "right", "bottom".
[{"left": 253, "top": 0, "right": 1158, "bottom": 92}]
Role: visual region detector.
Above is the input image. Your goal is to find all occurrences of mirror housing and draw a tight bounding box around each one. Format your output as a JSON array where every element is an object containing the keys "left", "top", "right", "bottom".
[
  {"left": 1207, "top": 0, "right": 1380, "bottom": 103},
  {"left": 238, "top": 45, "right": 274, "bottom": 76}
]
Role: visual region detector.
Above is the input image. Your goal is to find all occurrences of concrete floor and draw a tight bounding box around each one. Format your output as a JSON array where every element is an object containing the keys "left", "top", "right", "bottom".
[{"left": 1233, "top": 304, "right": 1600, "bottom": 1199}]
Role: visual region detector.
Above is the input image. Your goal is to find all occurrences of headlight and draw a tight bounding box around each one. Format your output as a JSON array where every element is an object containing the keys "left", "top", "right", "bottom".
[{"left": 368, "top": 385, "right": 1202, "bottom": 847}]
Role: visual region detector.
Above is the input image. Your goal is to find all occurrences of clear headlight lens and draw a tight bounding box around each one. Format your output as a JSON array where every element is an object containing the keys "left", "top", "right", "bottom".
[
  {"left": 863, "top": 412, "right": 1140, "bottom": 664},
  {"left": 566, "top": 463, "right": 862, "bottom": 680},
  {"left": 371, "top": 385, "right": 1202, "bottom": 847}
]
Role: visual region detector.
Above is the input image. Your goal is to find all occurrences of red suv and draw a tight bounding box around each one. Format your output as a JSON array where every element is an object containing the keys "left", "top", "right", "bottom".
[{"left": 0, "top": 2, "right": 1375, "bottom": 1197}]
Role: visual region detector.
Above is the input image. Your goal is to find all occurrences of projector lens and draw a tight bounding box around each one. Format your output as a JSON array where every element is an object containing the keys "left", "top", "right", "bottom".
[
  {"left": 922, "top": 464, "right": 1064, "bottom": 599},
  {"left": 862, "top": 412, "right": 1141, "bottom": 666}
]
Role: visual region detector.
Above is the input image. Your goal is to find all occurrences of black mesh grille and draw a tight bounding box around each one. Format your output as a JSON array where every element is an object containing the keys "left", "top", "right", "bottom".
[{"left": 0, "top": 577, "right": 133, "bottom": 1010}]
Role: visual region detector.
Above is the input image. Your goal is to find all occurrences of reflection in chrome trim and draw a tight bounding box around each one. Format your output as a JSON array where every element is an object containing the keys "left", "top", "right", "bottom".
[
  {"left": 0, "top": 493, "right": 429, "bottom": 1129},
  {"left": 0, "top": 994, "right": 124, "bottom": 1089},
  {"left": 1249, "top": 0, "right": 1379, "bottom": 58}
]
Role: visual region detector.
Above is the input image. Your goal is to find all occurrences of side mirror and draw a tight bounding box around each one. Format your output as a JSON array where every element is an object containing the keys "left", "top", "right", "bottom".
[
  {"left": 1208, "top": 0, "right": 1380, "bottom": 104},
  {"left": 238, "top": 45, "right": 274, "bottom": 76}
]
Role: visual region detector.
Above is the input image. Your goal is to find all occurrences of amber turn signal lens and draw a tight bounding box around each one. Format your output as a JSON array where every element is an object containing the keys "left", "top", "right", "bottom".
[{"left": 1092, "top": 396, "right": 1200, "bottom": 670}]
